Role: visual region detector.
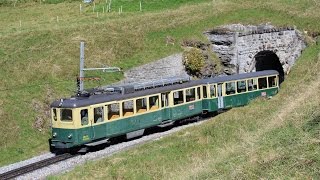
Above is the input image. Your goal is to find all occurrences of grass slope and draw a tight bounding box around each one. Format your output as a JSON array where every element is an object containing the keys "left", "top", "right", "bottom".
[
  {"left": 56, "top": 43, "right": 320, "bottom": 179},
  {"left": 1, "top": 0, "right": 216, "bottom": 166},
  {"left": 0, "top": 1, "right": 319, "bottom": 178},
  {"left": 54, "top": 1, "right": 320, "bottom": 179}
]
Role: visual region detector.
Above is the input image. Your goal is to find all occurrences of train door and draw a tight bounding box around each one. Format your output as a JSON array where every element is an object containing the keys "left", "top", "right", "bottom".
[
  {"left": 79, "top": 108, "right": 92, "bottom": 143},
  {"left": 91, "top": 105, "right": 106, "bottom": 140},
  {"left": 217, "top": 83, "right": 224, "bottom": 109},
  {"left": 161, "top": 92, "right": 170, "bottom": 120}
]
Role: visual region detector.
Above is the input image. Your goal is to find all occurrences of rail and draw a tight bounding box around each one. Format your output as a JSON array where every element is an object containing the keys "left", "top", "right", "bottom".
[{"left": 0, "top": 153, "right": 77, "bottom": 180}]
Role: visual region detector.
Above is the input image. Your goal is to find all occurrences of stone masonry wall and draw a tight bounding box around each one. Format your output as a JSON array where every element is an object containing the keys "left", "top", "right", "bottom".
[
  {"left": 121, "top": 53, "right": 189, "bottom": 84},
  {"left": 119, "top": 24, "right": 305, "bottom": 84},
  {"left": 205, "top": 24, "right": 306, "bottom": 74}
]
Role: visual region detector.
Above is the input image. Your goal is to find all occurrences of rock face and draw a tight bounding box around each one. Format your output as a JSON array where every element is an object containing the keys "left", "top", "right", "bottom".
[
  {"left": 122, "top": 53, "right": 189, "bottom": 84},
  {"left": 205, "top": 24, "right": 306, "bottom": 76}
]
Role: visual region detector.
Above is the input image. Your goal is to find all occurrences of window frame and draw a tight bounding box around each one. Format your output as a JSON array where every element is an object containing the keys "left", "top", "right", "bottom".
[
  {"left": 173, "top": 90, "right": 185, "bottom": 106},
  {"left": 52, "top": 108, "right": 57, "bottom": 121},
  {"left": 106, "top": 102, "right": 121, "bottom": 121},
  {"left": 209, "top": 84, "right": 217, "bottom": 98},
  {"left": 149, "top": 94, "right": 160, "bottom": 111},
  {"left": 93, "top": 106, "right": 104, "bottom": 124},
  {"left": 236, "top": 80, "right": 247, "bottom": 93},
  {"left": 196, "top": 86, "right": 201, "bottom": 100},
  {"left": 224, "top": 81, "right": 236, "bottom": 96},
  {"left": 258, "top": 77, "right": 268, "bottom": 90},
  {"left": 136, "top": 97, "right": 148, "bottom": 114},
  {"left": 185, "top": 87, "right": 196, "bottom": 102},
  {"left": 247, "top": 78, "right": 258, "bottom": 91},
  {"left": 122, "top": 99, "right": 135, "bottom": 117},
  {"left": 268, "top": 76, "right": 277, "bottom": 88},
  {"left": 202, "top": 85, "right": 208, "bottom": 98},
  {"left": 60, "top": 108, "right": 73, "bottom": 122},
  {"left": 80, "top": 108, "right": 89, "bottom": 126}
]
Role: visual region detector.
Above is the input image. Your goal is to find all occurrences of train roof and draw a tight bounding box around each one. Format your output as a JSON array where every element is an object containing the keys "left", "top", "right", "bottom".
[{"left": 51, "top": 70, "right": 278, "bottom": 108}]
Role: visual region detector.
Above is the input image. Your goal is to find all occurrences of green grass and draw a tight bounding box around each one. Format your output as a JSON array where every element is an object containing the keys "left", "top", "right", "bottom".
[
  {"left": 0, "top": 0, "right": 219, "bottom": 166},
  {"left": 55, "top": 43, "right": 320, "bottom": 179},
  {"left": 1, "top": 0, "right": 320, "bottom": 178}
]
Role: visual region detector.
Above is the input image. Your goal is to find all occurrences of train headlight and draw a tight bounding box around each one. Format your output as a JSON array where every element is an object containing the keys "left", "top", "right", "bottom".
[
  {"left": 68, "top": 134, "right": 72, "bottom": 139},
  {"left": 52, "top": 132, "right": 57, "bottom": 138}
]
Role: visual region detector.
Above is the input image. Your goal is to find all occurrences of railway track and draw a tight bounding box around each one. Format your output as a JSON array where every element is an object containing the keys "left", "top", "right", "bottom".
[
  {"left": 0, "top": 153, "right": 77, "bottom": 180},
  {"left": 0, "top": 115, "right": 212, "bottom": 179}
]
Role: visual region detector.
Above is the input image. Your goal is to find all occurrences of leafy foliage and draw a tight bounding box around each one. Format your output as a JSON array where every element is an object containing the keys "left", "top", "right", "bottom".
[{"left": 182, "top": 48, "right": 205, "bottom": 76}]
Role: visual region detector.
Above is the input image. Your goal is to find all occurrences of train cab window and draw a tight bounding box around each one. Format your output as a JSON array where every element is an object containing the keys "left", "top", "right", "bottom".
[
  {"left": 136, "top": 97, "right": 147, "bottom": 114},
  {"left": 149, "top": 95, "right": 159, "bottom": 110},
  {"left": 94, "top": 107, "right": 104, "bottom": 123},
  {"left": 258, "top": 77, "right": 268, "bottom": 89},
  {"left": 107, "top": 103, "right": 120, "bottom": 120},
  {"left": 237, "top": 81, "right": 247, "bottom": 93},
  {"left": 161, "top": 93, "right": 169, "bottom": 108},
  {"left": 197, "top": 87, "right": 201, "bottom": 100},
  {"left": 210, "top": 85, "right": 216, "bottom": 98},
  {"left": 80, "top": 109, "right": 88, "bottom": 125},
  {"left": 52, "top": 109, "right": 57, "bottom": 121},
  {"left": 203, "top": 86, "right": 207, "bottom": 98},
  {"left": 225, "top": 82, "right": 236, "bottom": 95},
  {"left": 60, "top": 109, "right": 72, "bottom": 122},
  {"left": 268, "top": 76, "right": 277, "bottom": 87},
  {"left": 186, "top": 88, "right": 196, "bottom": 102},
  {"left": 123, "top": 100, "right": 134, "bottom": 117},
  {"left": 173, "top": 91, "right": 184, "bottom": 105}
]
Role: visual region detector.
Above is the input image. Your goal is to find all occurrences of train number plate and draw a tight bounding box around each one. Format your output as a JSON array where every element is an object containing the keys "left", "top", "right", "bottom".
[{"left": 189, "top": 104, "right": 195, "bottom": 110}]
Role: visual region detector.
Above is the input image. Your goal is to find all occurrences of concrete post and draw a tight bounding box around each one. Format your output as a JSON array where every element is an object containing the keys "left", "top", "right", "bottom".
[{"left": 80, "top": 41, "right": 85, "bottom": 91}]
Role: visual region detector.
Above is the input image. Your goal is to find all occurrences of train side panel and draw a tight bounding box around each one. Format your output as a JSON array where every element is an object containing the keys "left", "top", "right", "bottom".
[
  {"left": 170, "top": 101, "right": 203, "bottom": 120},
  {"left": 224, "top": 87, "right": 279, "bottom": 108},
  {"left": 202, "top": 98, "right": 218, "bottom": 112}
]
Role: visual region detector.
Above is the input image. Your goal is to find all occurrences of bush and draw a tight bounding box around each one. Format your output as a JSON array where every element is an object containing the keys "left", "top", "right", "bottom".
[{"left": 182, "top": 48, "right": 205, "bottom": 76}]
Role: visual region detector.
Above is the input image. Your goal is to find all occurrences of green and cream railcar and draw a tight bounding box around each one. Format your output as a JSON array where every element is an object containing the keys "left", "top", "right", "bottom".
[{"left": 49, "top": 70, "right": 279, "bottom": 151}]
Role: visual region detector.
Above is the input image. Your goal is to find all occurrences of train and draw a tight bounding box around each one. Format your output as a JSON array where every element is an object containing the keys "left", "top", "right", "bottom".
[{"left": 49, "top": 70, "right": 279, "bottom": 153}]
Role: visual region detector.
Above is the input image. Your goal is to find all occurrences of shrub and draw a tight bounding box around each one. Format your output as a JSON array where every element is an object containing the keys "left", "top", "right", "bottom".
[{"left": 182, "top": 48, "right": 205, "bottom": 76}]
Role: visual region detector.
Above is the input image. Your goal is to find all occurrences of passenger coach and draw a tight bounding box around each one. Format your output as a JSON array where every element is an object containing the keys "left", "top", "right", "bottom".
[{"left": 49, "top": 70, "right": 279, "bottom": 152}]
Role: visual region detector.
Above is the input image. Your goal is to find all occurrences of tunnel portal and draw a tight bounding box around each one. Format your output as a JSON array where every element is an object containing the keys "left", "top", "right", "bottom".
[{"left": 255, "top": 51, "right": 285, "bottom": 83}]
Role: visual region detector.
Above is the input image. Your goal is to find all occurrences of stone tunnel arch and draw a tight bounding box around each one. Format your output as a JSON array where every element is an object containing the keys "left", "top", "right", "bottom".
[{"left": 254, "top": 50, "right": 285, "bottom": 83}]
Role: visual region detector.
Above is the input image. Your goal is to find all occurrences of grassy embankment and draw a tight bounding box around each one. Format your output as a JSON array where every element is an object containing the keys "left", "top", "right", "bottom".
[
  {"left": 51, "top": 0, "right": 320, "bottom": 179},
  {"left": 0, "top": 0, "right": 319, "bottom": 177},
  {"left": 0, "top": 0, "right": 228, "bottom": 166}
]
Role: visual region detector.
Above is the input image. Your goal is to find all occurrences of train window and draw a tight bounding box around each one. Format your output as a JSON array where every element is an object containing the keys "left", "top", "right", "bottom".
[
  {"left": 149, "top": 95, "right": 159, "bottom": 110},
  {"left": 237, "top": 80, "right": 247, "bottom": 93},
  {"left": 258, "top": 77, "right": 268, "bottom": 89},
  {"left": 123, "top": 100, "right": 134, "bottom": 117},
  {"left": 136, "top": 97, "right": 147, "bottom": 113},
  {"left": 247, "top": 79, "right": 257, "bottom": 91},
  {"left": 268, "top": 76, "right": 277, "bottom": 87},
  {"left": 186, "top": 88, "right": 196, "bottom": 102},
  {"left": 161, "top": 93, "right": 169, "bottom": 108},
  {"left": 107, "top": 103, "right": 120, "bottom": 120},
  {"left": 197, "top": 87, "right": 201, "bottom": 100},
  {"left": 210, "top": 85, "right": 216, "bottom": 98},
  {"left": 203, "top": 86, "right": 207, "bottom": 98},
  {"left": 52, "top": 109, "right": 57, "bottom": 121},
  {"left": 80, "top": 109, "right": 88, "bottom": 125},
  {"left": 225, "top": 82, "right": 236, "bottom": 95},
  {"left": 60, "top": 109, "right": 72, "bottom": 122},
  {"left": 94, "top": 107, "right": 104, "bottom": 123},
  {"left": 173, "top": 90, "right": 184, "bottom": 105}
]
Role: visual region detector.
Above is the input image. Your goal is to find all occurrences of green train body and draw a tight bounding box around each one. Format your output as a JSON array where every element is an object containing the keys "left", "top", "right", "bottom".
[{"left": 49, "top": 70, "right": 279, "bottom": 151}]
